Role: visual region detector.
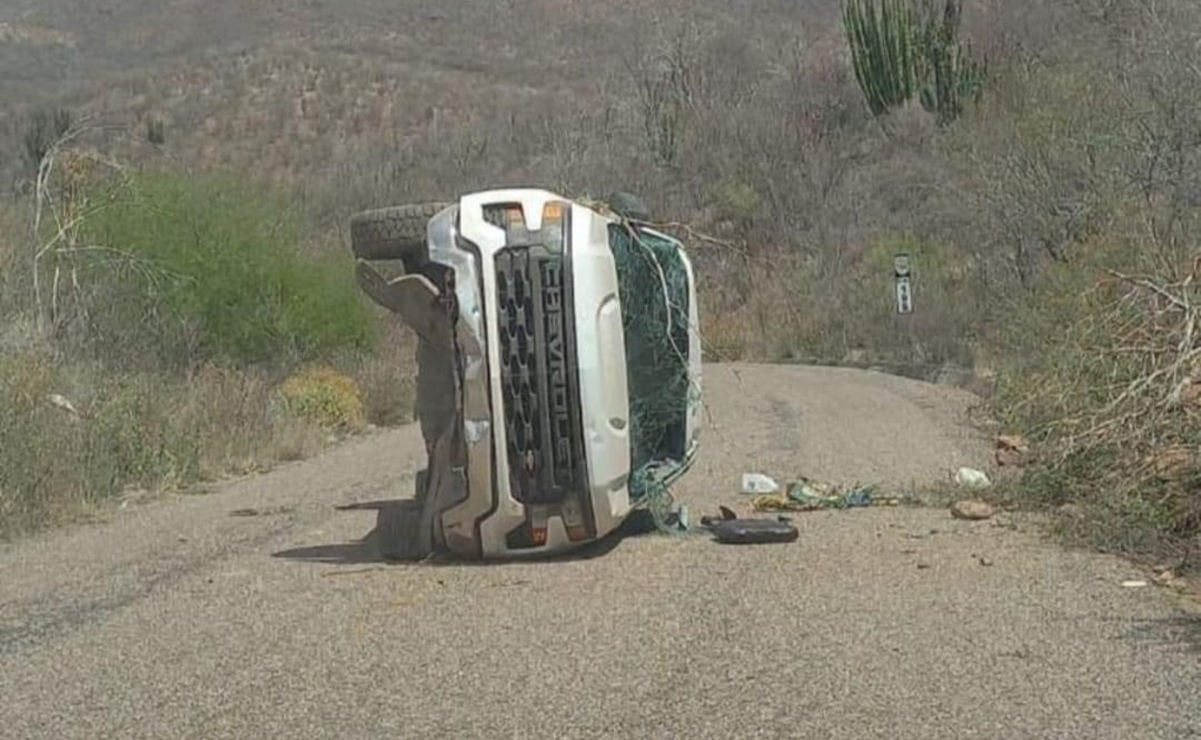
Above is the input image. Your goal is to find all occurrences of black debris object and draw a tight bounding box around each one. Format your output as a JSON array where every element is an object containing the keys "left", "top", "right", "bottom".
[{"left": 701, "top": 507, "right": 799, "bottom": 545}]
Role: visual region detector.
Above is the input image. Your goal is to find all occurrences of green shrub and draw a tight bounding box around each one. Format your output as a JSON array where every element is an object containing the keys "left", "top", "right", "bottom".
[
  {"left": 77, "top": 172, "right": 375, "bottom": 366},
  {"left": 277, "top": 367, "right": 366, "bottom": 432}
]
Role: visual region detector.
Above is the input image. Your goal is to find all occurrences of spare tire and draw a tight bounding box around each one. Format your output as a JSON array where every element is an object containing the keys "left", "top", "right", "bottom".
[
  {"left": 350, "top": 202, "right": 449, "bottom": 263},
  {"left": 606, "top": 191, "right": 652, "bottom": 223}
]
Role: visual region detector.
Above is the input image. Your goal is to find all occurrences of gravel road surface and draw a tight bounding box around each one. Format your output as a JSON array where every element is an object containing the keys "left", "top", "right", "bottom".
[{"left": 2, "top": 364, "right": 1198, "bottom": 739}]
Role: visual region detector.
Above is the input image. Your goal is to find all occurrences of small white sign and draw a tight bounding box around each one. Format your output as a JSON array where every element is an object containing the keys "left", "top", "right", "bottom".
[
  {"left": 895, "top": 276, "right": 913, "bottom": 314},
  {"left": 894, "top": 253, "right": 911, "bottom": 277}
]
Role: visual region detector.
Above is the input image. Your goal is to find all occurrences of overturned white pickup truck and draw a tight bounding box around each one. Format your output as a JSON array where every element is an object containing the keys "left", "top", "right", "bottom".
[{"left": 351, "top": 190, "right": 701, "bottom": 560}]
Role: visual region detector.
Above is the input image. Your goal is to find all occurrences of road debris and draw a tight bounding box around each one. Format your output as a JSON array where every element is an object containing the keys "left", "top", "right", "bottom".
[
  {"left": 741, "top": 473, "right": 781, "bottom": 495},
  {"left": 1121, "top": 580, "right": 1150, "bottom": 589},
  {"left": 950, "top": 500, "right": 995, "bottom": 521},
  {"left": 701, "top": 507, "right": 799, "bottom": 544},
  {"left": 749, "top": 477, "right": 895, "bottom": 513},
  {"left": 954, "top": 467, "right": 992, "bottom": 490}
]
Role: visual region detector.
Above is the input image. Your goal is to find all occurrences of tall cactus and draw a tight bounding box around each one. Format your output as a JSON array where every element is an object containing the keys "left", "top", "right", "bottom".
[
  {"left": 915, "top": 0, "right": 986, "bottom": 124},
  {"left": 843, "top": 0, "right": 919, "bottom": 117},
  {"left": 918, "top": 33, "right": 987, "bottom": 124},
  {"left": 842, "top": 0, "right": 986, "bottom": 125}
]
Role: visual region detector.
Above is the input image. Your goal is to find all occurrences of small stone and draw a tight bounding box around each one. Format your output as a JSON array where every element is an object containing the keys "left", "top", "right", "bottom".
[
  {"left": 1151, "top": 570, "right": 1186, "bottom": 591},
  {"left": 995, "top": 434, "right": 1031, "bottom": 467},
  {"left": 951, "top": 500, "right": 996, "bottom": 521},
  {"left": 996, "top": 448, "right": 1023, "bottom": 467},
  {"left": 917, "top": 562, "right": 932, "bottom": 570}
]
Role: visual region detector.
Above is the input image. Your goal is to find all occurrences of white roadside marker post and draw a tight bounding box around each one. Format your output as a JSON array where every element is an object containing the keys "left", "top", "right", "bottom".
[{"left": 894, "top": 253, "right": 914, "bottom": 315}]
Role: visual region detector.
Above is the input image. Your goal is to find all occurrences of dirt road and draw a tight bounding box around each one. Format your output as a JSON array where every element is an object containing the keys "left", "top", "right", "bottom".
[{"left": 2, "top": 364, "right": 1197, "bottom": 739}]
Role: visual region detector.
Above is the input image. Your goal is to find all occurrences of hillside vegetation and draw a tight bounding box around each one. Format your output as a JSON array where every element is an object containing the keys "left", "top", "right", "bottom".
[{"left": 0, "top": 0, "right": 1198, "bottom": 564}]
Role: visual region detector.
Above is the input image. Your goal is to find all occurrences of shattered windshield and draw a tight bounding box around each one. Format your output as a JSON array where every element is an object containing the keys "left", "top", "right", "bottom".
[{"left": 609, "top": 224, "right": 692, "bottom": 486}]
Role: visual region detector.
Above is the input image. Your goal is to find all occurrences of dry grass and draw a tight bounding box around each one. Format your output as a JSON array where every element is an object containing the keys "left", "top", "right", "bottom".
[
  {"left": 0, "top": 357, "right": 310, "bottom": 537},
  {"left": 0, "top": 336, "right": 415, "bottom": 539},
  {"left": 995, "top": 245, "right": 1201, "bottom": 559}
]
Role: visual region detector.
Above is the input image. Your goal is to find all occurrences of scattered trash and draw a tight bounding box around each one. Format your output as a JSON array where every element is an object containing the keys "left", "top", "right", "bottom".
[
  {"left": 741, "top": 473, "right": 781, "bottom": 495},
  {"left": 955, "top": 467, "right": 992, "bottom": 490},
  {"left": 700, "top": 506, "right": 797, "bottom": 544},
  {"left": 1121, "top": 580, "right": 1149, "bottom": 589},
  {"left": 676, "top": 503, "right": 691, "bottom": 532},
  {"left": 995, "top": 435, "right": 1031, "bottom": 467},
  {"left": 751, "top": 476, "right": 888, "bottom": 513},
  {"left": 976, "top": 556, "right": 994, "bottom": 567},
  {"left": 950, "top": 500, "right": 995, "bottom": 521}
]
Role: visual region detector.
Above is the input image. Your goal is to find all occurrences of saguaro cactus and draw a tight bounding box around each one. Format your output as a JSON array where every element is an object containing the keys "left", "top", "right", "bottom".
[
  {"left": 842, "top": 0, "right": 919, "bottom": 117},
  {"left": 842, "top": 0, "right": 986, "bottom": 124},
  {"left": 916, "top": 0, "right": 987, "bottom": 124}
]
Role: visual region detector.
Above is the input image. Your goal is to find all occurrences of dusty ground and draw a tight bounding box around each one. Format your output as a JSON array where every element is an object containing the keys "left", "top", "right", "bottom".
[{"left": 1, "top": 364, "right": 1198, "bottom": 739}]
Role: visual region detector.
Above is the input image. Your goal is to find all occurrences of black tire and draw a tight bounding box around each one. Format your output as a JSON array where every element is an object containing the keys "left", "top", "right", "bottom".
[
  {"left": 606, "top": 191, "right": 652, "bottom": 222},
  {"left": 350, "top": 202, "right": 449, "bottom": 263}
]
